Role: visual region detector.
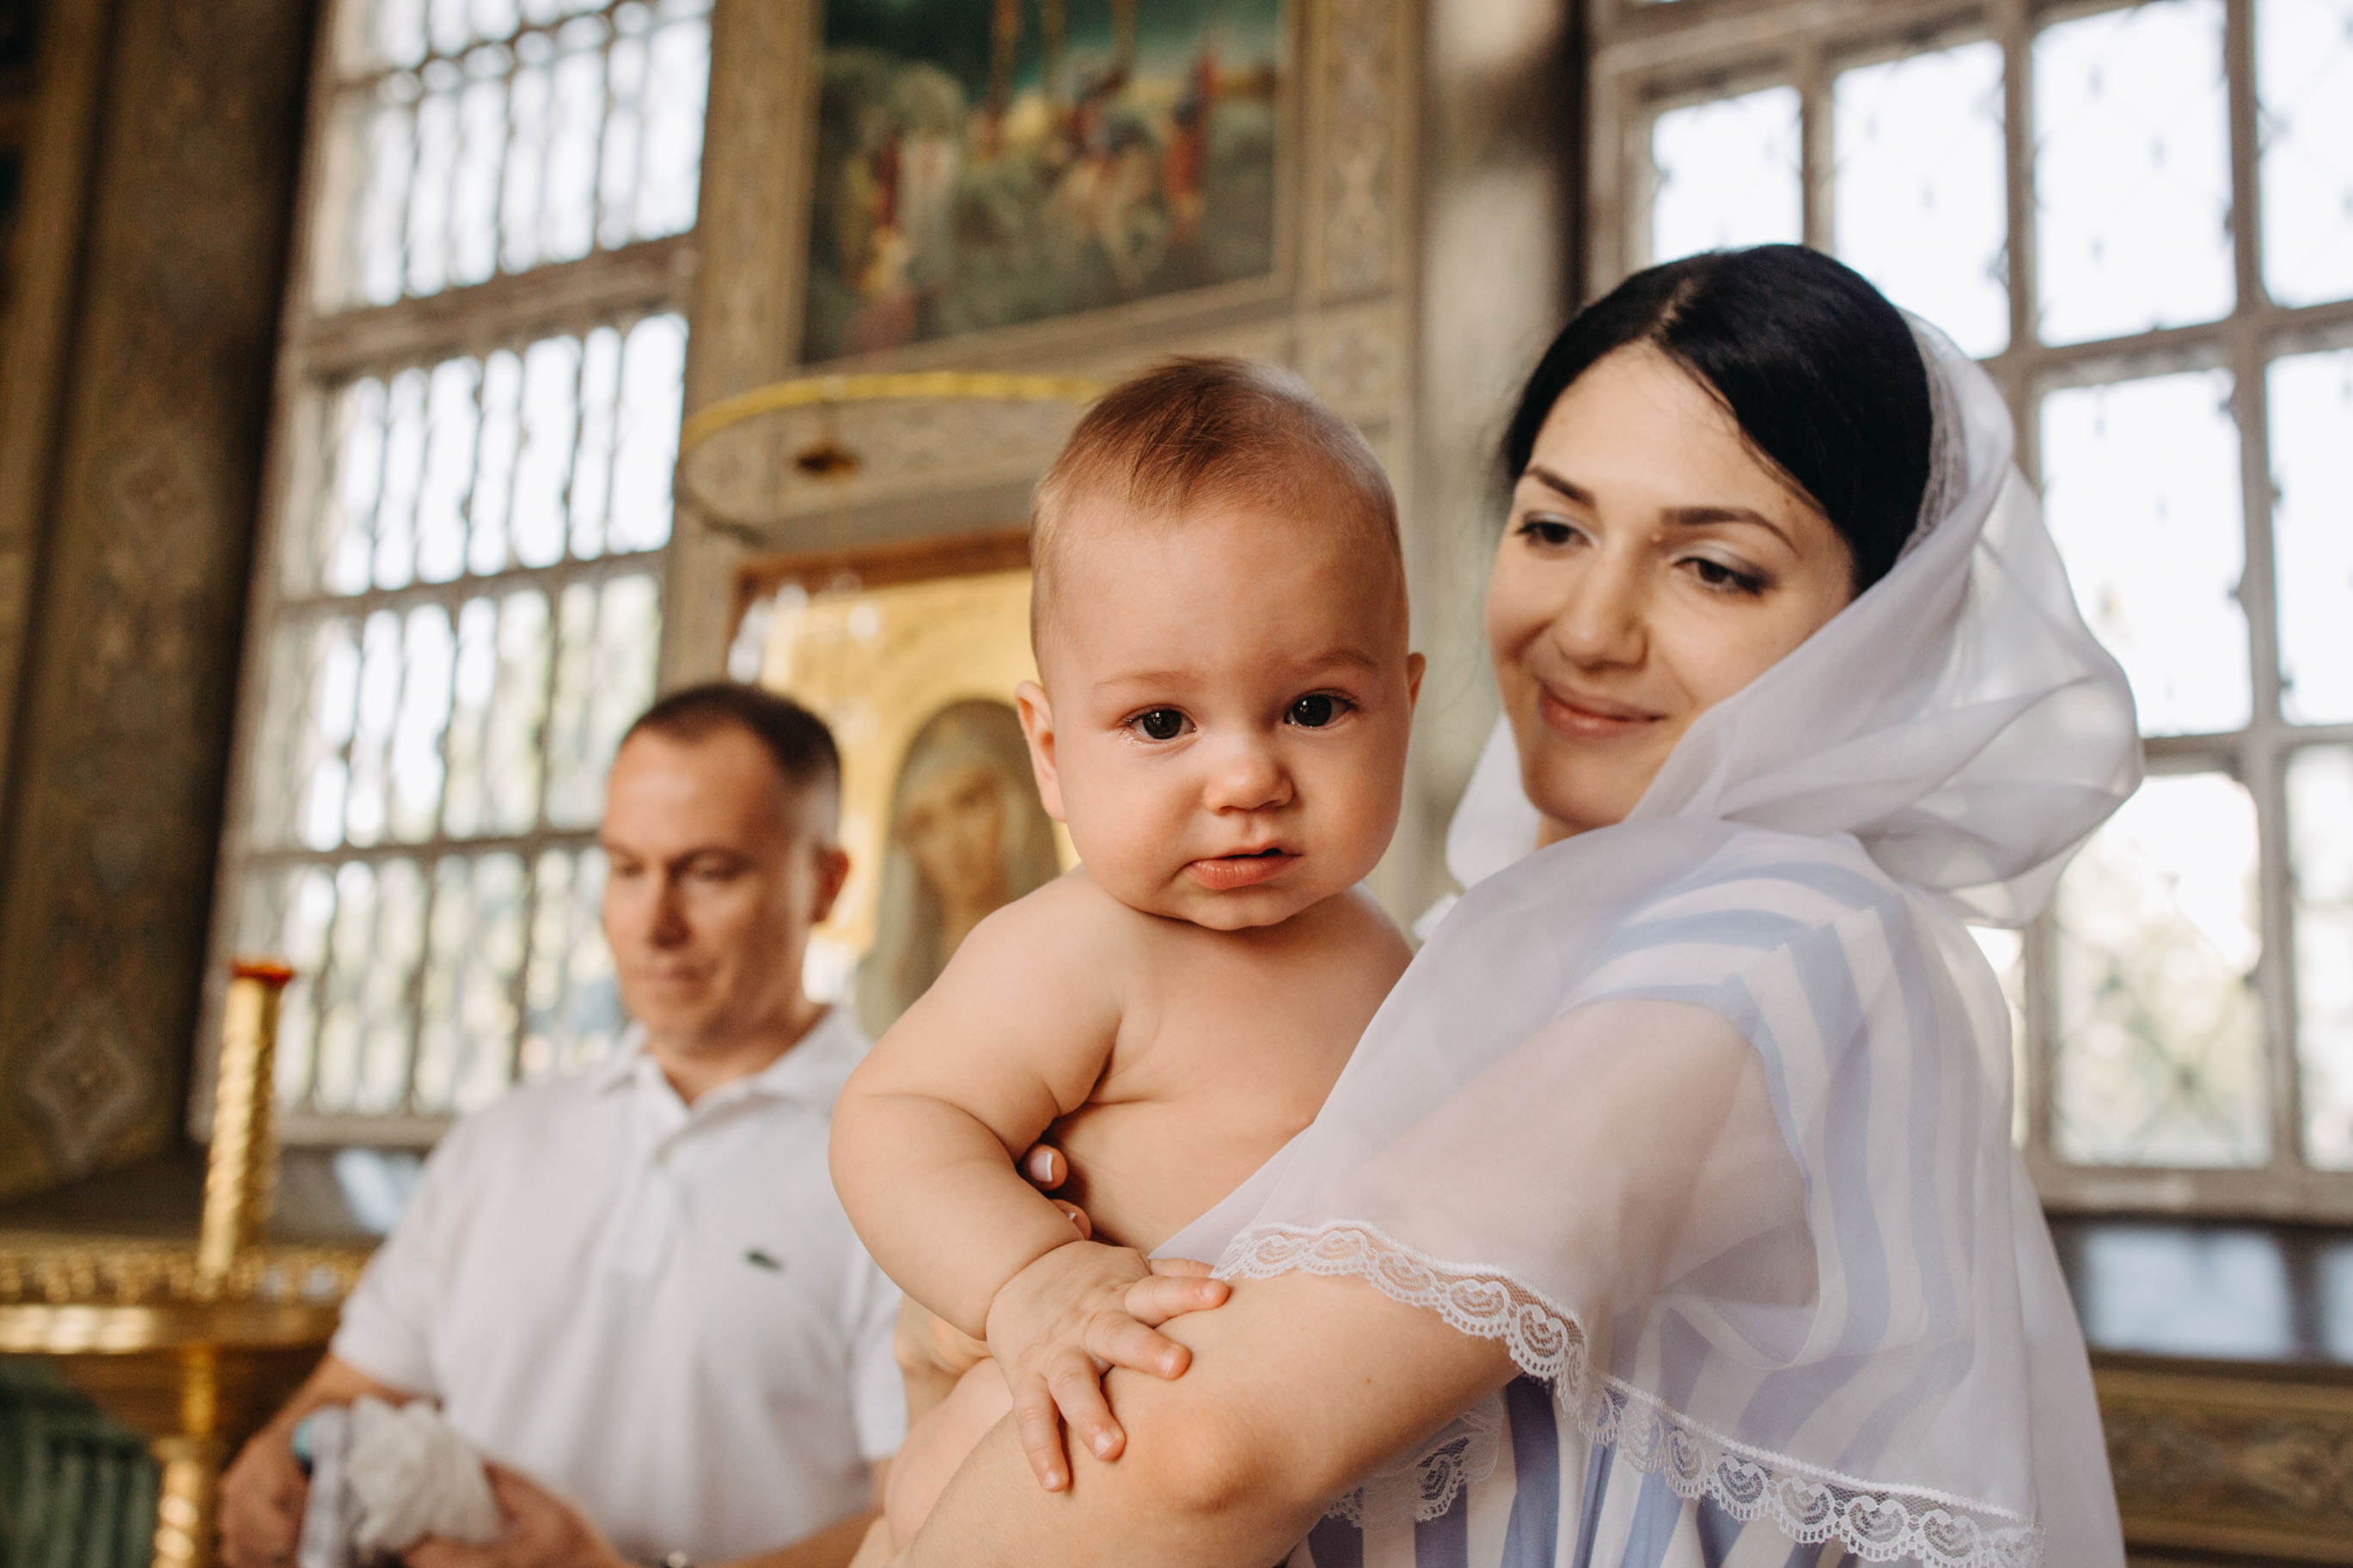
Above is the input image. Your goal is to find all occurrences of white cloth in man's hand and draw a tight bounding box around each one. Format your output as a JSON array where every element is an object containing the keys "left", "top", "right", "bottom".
[{"left": 345, "top": 1395, "right": 502, "bottom": 1553}]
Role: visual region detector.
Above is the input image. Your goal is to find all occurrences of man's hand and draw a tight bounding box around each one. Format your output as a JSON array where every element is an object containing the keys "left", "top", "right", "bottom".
[
  {"left": 219, "top": 1422, "right": 309, "bottom": 1568},
  {"left": 981, "top": 1241, "right": 1228, "bottom": 1493},
  {"left": 402, "top": 1465, "right": 626, "bottom": 1568}
]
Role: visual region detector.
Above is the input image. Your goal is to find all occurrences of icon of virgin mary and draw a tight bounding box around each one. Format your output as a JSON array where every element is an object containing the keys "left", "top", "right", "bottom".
[{"left": 853, "top": 699, "right": 1062, "bottom": 1036}]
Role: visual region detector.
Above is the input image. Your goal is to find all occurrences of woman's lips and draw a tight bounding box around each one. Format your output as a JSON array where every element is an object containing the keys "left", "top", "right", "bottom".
[
  {"left": 1185, "top": 849, "right": 1299, "bottom": 890},
  {"left": 1537, "top": 685, "right": 1661, "bottom": 741}
]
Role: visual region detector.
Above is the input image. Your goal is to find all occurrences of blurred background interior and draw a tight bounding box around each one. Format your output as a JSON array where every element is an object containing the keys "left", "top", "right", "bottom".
[{"left": 0, "top": 0, "right": 2348, "bottom": 1560}]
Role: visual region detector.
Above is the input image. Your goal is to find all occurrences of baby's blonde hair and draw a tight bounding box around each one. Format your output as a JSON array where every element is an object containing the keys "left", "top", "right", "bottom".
[{"left": 1030, "top": 357, "right": 1402, "bottom": 650}]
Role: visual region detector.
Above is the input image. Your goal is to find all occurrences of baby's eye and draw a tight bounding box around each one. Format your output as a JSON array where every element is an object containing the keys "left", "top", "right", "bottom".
[
  {"left": 1287, "top": 693, "right": 1348, "bottom": 729},
  {"left": 1134, "top": 708, "right": 1189, "bottom": 741}
]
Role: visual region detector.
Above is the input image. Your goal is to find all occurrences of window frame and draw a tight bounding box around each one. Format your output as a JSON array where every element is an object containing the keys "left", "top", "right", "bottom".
[
  {"left": 193, "top": 0, "right": 702, "bottom": 1146},
  {"left": 1586, "top": 0, "right": 2353, "bottom": 1218}
]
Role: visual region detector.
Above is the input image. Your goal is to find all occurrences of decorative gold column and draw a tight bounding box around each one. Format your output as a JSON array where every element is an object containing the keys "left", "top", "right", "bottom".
[
  {"left": 0, "top": 958, "right": 369, "bottom": 1568},
  {"left": 152, "top": 1345, "right": 222, "bottom": 1568}
]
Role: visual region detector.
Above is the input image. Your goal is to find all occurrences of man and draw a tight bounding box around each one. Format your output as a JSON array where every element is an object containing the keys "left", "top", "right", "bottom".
[{"left": 220, "top": 684, "right": 902, "bottom": 1568}]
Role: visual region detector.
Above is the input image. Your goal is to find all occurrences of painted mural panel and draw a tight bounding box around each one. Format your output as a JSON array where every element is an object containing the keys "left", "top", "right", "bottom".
[{"left": 805, "top": 0, "right": 1286, "bottom": 361}]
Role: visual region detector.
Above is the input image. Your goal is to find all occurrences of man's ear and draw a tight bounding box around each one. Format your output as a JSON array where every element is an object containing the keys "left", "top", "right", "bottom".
[
  {"left": 1013, "top": 680, "right": 1066, "bottom": 822},
  {"left": 810, "top": 843, "right": 852, "bottom": 926}
]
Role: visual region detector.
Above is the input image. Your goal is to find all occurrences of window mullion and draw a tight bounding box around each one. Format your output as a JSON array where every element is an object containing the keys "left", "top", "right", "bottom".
[
  {"left": 1995, "top": 0, "right": 2054, "bottom": 1168},
  {"left": 2225, "top": 0, "right": 2269, "bottom": 319},
  {"left": 1798, "top": 42, "right": 1832, "bottom": 254},
  {"left": 290, "top": 235, "right": 690, "bottom": 384},
  {"left": 2221, "top": 0, "right": 2301, "bottom": 1175},
  {"left": 1997, "top": 0, "right": 2038, "bottom": 473}
]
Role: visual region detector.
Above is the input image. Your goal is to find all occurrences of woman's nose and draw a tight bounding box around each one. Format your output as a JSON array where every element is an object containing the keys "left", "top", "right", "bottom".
[
  {"left": 1549, "top": 549, "right": 1647, "bottom": 668},
  {"left": 1201, "top": 735, "right": 1293, "bottom": 814}
]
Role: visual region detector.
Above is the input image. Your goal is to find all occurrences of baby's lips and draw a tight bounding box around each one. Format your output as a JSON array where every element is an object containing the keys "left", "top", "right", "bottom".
[{"left": 1183, "top": 849, "right": 1299, "bottom": 891}]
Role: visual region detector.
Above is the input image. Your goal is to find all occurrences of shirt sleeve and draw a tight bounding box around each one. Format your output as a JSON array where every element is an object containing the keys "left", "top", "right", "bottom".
[
  {"left": 329, "top": 1126, "right": 473, "bottom": 1395},
  {"left": 847, "top": 1248, "right": 908, "bottom": 1461}
]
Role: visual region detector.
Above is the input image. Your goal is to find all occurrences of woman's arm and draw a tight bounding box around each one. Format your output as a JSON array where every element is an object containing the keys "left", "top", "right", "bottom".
[
  {"left": 895, "top": 1268, "right": 1520, "bottom": 1567},
  {"left": 892, "top": 998, "right": 1804, "bottom": 1565}
]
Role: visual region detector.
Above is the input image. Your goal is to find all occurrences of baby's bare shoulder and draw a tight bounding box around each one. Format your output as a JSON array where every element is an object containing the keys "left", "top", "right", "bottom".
[
  {"left": 956, "top": 869, "right": 1157, "bottom": 979},
  {"left": 1317, "top": 885, "right": 1415, "bottom": 978}
]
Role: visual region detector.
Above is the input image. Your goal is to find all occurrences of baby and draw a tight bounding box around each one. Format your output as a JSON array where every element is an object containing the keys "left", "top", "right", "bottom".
[{"left": 828, "top": 357, "right": 1422, "bottom": 1545}]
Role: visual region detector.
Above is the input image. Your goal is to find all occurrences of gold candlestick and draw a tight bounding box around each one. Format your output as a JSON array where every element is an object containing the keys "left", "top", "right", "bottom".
[
  {"left": 0, "top": 956, "right": 366, "bottom": 1568},
  {"left": 196, "top": 960, "right": 292, "bottom": 1290}
]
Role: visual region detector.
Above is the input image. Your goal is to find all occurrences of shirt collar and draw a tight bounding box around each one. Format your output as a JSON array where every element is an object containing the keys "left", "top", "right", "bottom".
[{"left": 591, "top": 1008, "right": 873, "bottom": 1112}]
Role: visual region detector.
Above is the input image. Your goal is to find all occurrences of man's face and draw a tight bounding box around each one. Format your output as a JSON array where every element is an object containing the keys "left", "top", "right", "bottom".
[{"left": 599, "top": 727, "right": 847, "bottom": 1052}]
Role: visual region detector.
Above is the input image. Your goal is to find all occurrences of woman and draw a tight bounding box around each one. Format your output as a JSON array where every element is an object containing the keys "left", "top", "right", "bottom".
[
  {"left": 854, "top": 698, "right": 1062, "bottom": 1036},
  {"left": 886, "top": 245, "right": 2137, "bottom": 1566}
]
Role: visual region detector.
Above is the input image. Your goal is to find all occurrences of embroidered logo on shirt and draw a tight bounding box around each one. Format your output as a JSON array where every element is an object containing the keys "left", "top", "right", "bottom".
[{"left": 744, "top": 1248, "right": 784, "bottom": 1271}]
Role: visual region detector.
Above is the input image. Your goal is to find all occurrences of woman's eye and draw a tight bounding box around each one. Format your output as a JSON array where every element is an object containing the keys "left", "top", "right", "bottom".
[
  {"left": 1287, "top": 693, "right": 1346, "bottom": 729},
  {"left": 1134, "top": 708, "right": 1188, "bottom": 741},
  {"left": 1516, "top": 516, "right": 1578, "bottom": 549},
  {"left": 1688, "top": 557, "right": 1767, "bottom": 596}
]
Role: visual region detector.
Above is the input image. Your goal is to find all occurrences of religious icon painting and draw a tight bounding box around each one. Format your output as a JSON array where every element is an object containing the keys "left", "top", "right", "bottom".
[
  {"left": 733, "top": 531, "right": 1074, "bottom": 1034},
  {"left": 803, "top": 0, "right": 1290, "bottom": 362}
]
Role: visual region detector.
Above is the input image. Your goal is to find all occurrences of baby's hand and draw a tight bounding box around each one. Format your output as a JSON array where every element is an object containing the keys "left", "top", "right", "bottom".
[{"left": 981, "top": 1241, "right": 1230, "bottom": 1492}]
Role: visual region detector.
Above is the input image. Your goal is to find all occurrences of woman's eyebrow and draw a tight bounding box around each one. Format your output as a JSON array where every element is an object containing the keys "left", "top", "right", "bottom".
[
  {"left": 1521, "top": 464, "right": 1593, "bottom": 506},
  {"left": 1663, "top": 505, "right": 1796, "bottom": 550},
  {"left": 1525, "top": 464, "right": 1799, "bottom": 551}
]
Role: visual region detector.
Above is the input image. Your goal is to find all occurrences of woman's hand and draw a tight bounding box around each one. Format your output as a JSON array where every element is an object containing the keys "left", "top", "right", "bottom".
[{"left": 981, "top": 1240, "right": 1228, "bottom": 1492}]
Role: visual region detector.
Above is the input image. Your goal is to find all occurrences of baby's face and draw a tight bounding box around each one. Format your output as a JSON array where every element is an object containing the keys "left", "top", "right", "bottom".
[{"left": 1020, "top": 497, "right": 1421, "bottom": 931}]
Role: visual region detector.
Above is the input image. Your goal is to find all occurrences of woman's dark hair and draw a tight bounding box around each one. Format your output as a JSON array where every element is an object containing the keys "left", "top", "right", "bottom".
[{"left": 1501, "top": 245, "right": 1933, "bottom": 592}]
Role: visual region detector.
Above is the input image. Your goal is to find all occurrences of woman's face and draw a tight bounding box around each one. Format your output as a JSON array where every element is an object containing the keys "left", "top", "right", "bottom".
[
  {"left": 1487, "top": 345, "right": 1859, "bottom": 840},
  {"left": 899, "top": 759, "right": 1011, "bottom": 917}
]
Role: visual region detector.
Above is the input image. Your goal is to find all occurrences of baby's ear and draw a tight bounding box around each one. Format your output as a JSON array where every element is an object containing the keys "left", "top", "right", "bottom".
[
  {"left": 1013, "top": 681, "right": 1067, "bottom": 821},
  {"left": 1406, "top": 651, "right": 1427, "bottom": 706}
]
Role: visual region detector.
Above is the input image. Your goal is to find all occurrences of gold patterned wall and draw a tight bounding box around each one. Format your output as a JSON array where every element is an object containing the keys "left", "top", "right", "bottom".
[{"left": 0, "top": 0, "right": 312, "bottom": 1200}]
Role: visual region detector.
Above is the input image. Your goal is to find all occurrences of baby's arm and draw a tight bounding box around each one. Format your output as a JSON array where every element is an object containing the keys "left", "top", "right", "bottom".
[
  {"left": 829, "top": 879, "right": 1225, "bottom": 1487},
  {"left": 831, "top": 880, "right": 1125, "bottom": 1334}
]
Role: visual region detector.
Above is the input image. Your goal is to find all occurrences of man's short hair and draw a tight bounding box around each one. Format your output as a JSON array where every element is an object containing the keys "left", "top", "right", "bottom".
[
  {"left": 621, "top": 682, "right": 841, "bottom": 807},
  {"left": 1029, "top": 357, "right": 1400, "bottom": 646}
]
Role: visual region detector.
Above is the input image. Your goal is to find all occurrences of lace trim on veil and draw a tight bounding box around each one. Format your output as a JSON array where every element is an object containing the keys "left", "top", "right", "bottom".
[{"left": 1219, "top": 1222, "right": 2044, "bottom": 1568}]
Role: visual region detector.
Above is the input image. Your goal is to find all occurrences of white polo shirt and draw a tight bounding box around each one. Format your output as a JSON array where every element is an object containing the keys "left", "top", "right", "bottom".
[{"left": 332, "top": 1010, "right": 904, "bottom": 1562}]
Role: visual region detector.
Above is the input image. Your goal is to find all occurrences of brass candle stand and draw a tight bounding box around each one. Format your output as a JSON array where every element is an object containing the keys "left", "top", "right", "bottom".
[{"left": 0, "top": 961, "right": 371, "bottom": 1568}]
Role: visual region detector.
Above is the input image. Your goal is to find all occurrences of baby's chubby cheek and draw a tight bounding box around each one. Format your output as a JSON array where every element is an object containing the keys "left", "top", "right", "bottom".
[{"left": 1050, "top": 775, "right": 1183, "bottom": 900}]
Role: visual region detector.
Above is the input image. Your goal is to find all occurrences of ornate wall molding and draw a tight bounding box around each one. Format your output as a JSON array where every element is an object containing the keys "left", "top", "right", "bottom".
[
  {"left": 1317, "top": 0, "right": 1405, "bottom": 302},
  {"left": 2099, "top": 1358, "right": 2353, "bottom": 1564},
  {"left": 1300, "top": 298, "right": 1406, "bottom": 425}
]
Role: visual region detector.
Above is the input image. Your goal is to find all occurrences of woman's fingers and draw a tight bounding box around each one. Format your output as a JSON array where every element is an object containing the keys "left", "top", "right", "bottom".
[
  {"left": 1086, "top": 1309, "right": 1193, "bottom": 1380},
  {"left": 1148, "top": 1256, "right": 1216, "bottom": 1277},
  {"left": 1049, "top": 1198, "right": 1092, "bottom": 1240},
  {"left": 1046, "top": 1349, "right": 1125, "bottom": 1461},
  {"left": 1124, "top": 1271, "right": 1231, "bottom": 1327},
  {"left": 1009, "top": 1375, "right": 1072, "bottom": 1492}
]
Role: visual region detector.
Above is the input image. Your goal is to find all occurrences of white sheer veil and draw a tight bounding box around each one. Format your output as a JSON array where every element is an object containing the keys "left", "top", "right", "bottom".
[{"left": 1164, "top": 321, "right": 2139, "bottom": 1566}]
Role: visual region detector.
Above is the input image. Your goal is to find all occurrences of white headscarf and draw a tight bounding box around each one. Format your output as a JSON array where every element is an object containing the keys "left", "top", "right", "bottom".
[{"left": 1164, "top": 323, "right": 2139, "bottom": 1567}]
